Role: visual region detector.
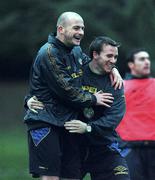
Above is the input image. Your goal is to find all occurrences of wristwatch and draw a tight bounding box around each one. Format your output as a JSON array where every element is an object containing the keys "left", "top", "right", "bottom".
[{"left": 86, "top": 125, "right": 92, "bottom": 133}]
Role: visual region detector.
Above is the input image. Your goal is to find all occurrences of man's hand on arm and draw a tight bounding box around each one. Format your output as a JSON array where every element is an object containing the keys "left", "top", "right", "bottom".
[
  {"left": 26, "top": 91, "right": 114, "bottom": 113},
  {"left": 110, "top": 68, "right": 123, "bottom": 90},
  {"left": 94, "top": 91, "right": 114, "bottom": 107},
  {"left": 64, "top": 120, "right": 91, "bottom": 134},
  {"left": 27, "top": 96, "right": 44, "bottom": 113}
]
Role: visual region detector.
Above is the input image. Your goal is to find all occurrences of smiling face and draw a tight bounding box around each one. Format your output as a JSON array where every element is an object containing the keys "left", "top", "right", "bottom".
[
  {"left": 128, "top": 51, "right": 151, "bottom": 77},
  {"left": 57, "top": 12, "right": 84, "bottom": 47},
  {"left": 62, "top": 18, "right": 84, "bottom": 46},
  {"left": 94, "top": 44, "right": 118, "bottom": 73}
]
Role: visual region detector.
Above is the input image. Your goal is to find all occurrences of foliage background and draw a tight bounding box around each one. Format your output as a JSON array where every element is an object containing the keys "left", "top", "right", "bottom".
[
  {"left": 0, "top": 0, "right": 155, "bottom": 179},
  {"left": 1, "top": 0, "right": 155, "bottom": 80}
]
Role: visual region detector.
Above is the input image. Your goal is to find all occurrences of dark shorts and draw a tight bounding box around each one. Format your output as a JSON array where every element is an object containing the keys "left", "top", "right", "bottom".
[
  {"left": 81, "top": 144, "right": 130, "bottom": 180},
  {"left": 125, "top": 147, "right": 155, "bottom": 180},
  {"left": 28, "top": 126, "right": 81, "bottom": 178}
]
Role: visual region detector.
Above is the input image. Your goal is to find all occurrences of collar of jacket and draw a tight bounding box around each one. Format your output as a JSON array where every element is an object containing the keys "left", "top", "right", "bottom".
[{"left": 48, "top": 33, "right": 73, "bottom": 53}]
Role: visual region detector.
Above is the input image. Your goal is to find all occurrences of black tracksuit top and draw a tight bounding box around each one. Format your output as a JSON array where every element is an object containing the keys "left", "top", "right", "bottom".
[{"left": 79, "top": 64, "right": 126, "bottom": 145}]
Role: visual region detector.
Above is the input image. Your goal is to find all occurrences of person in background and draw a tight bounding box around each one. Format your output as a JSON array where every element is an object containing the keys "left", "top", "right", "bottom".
[
  {"left": 24, "top": 11, "right": 123, "bottom": 180},
  {"left": 117, "top": 48, "right": 155, "bottom": 180}
]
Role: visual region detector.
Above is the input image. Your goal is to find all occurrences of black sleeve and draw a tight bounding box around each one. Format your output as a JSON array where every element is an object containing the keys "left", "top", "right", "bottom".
[
  {"left": 88, "top": 90, "right": 126, "bottom": 136},
  {"left": 81, "top": 52, "right": 91, "bottom": 65},
  {"left": 38, "top": 45, "right": 96, "bottom": 108},
  {"left": 72, "top": 45, "right": 91, "bottom": 65},
  {"left": 24, "top": 94, "right": 31, "bottom": 110}
]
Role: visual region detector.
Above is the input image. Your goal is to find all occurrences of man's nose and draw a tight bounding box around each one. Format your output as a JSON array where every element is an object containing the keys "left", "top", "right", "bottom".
[
  {"left": 146, "top": 58, "right": 150, "bottom": 63},
  {"left": 110, "top": 57, "right": 117, "bottom": 63},
  {"left": 79, "top": 28, "right": 84, "bottom": 35}
]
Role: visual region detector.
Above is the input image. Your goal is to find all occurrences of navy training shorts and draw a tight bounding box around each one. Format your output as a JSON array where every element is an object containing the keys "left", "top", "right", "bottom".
[{"left": 28, "top": 126, "right": 81, "bottom": 178}]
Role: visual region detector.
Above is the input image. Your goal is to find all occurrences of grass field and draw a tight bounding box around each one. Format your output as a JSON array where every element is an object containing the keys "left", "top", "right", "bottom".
[
  {"left": 0, "top": 128, "right": 90, "bottom": 180},
  {"left": 0, "top": 128, "right": 30, "bottom": 180}
]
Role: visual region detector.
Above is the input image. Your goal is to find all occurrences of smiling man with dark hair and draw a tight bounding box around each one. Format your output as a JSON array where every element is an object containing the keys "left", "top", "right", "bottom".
[{"left": 65, "top": 36, "right": 130, "bottom": 180}]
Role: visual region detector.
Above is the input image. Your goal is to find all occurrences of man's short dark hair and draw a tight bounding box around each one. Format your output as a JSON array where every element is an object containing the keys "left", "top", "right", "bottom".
[
  {"left": 89, "top": 36, "right": 120, "bottom": 59},
  {"left": 126, "top": 48, "right": 148, "bottom": 63}
]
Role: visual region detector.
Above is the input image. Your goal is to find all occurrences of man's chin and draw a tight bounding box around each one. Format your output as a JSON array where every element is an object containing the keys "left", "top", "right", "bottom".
[
  {"left": 105, "top": 68, "right": 112, "bottom": 73},
  {"left": 73, "top": 40, "right": 81, "bottom": 46},
  {"left": 143, "top": 70, "right": 150, "bottom": 76},
  {"left": 74, "top": 42, "right": 80, "bottom": 46}
]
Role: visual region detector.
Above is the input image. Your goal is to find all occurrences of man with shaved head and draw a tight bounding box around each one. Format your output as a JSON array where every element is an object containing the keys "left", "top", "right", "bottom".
[
  {"left": 56, "top": 12, "right": 85, "bottom": 47},
  {"left": 24, "top": 12, "right": 123, "bottom": 180}
]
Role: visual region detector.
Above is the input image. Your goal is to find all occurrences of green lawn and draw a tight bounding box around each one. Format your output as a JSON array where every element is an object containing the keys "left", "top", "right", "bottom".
[{"left": 0, "top": 128, "right": 90, "bottom": 180}]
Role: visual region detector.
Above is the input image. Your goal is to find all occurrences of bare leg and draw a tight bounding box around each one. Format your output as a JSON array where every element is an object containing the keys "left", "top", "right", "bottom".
[
  {"left": 61, "top": 178, "right": 80, "bottom": 180},
  {"left": 41, "top": 176, "right": 59, "bottom": 180}
]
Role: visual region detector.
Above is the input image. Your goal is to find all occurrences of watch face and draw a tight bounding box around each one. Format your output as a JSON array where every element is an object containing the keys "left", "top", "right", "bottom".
[
  {"left": 86, "top": 125, "right": 92, "bottom": 132},
  {"left": 83, "top": 107, "right": 94, "bottom": 119}
]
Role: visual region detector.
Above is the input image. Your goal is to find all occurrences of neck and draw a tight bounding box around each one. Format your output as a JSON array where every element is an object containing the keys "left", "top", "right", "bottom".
[
  {"left": 56, "top": 35, "right": 64, "bottom": 44},
  {"left": 56, "top": 35, "right": 73, "bottom": 49},
  {"left": 131, "top": 71, "right": 150, "bottom": 78},
  {"left": 89, "top": 61, "right": 106, "bottom": 75}
]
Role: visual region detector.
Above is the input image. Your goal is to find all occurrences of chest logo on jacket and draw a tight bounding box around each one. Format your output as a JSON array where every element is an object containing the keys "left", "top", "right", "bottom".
[
  {"left": 71, "top": 69, "right": 83, "bottom": 79},
  {"left": 82, "top": 85, "right": 97, "bottom": 94}
]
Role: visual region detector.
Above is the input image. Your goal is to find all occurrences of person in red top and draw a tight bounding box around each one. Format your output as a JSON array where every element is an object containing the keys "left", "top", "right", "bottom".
[{"left": 116, "top": 48, "right": 155, "bottom": 180}]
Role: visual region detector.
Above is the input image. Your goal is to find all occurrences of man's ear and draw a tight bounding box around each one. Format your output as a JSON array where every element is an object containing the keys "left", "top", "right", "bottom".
[
  {"left": 57, "top": 26, "right": 64, "bottom": 34},
  {"left": 93, "top": 51, "right": 99, "bottom": 59},
  {"left": 128, "top": 62, "right": 134, "bottom": 70}
]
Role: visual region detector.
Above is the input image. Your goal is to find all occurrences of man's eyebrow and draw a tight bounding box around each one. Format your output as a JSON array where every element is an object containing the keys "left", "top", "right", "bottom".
[
  {"left": 73, "top": 25, "right": 85, "bottom": 28},
  {"left": 139, "top": 56, "right": 150, "bottom": 59}
]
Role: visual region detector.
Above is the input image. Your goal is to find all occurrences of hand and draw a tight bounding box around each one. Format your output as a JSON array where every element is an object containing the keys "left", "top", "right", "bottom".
[
  {"left": 64, "top": 120, "right": 87, "bottom": 134},
  {"left": 110, "top": 68, "right": 123, "bottom": 90},
  {"left": 94, "top": 91, "right": 114, "bottom": 107},
  {"left": 27, "top": 96, "right": 44, "bottom": 113}
]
